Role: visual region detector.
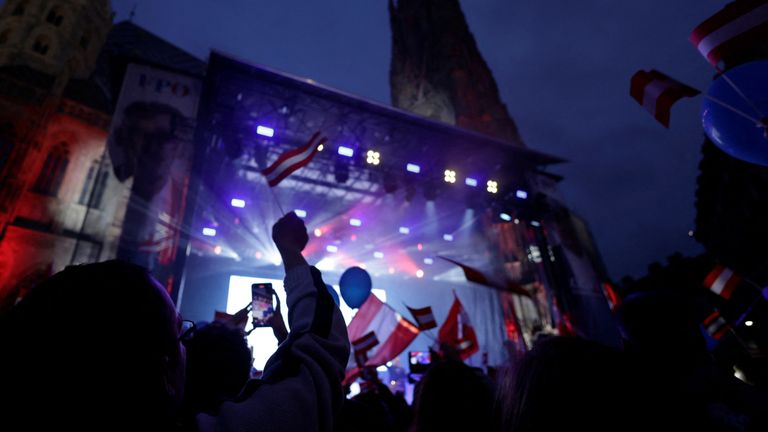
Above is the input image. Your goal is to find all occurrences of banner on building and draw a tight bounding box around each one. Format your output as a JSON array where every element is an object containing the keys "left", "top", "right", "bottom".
[{"left": 106, "top": 63, "right": 201, "bottom": 289}]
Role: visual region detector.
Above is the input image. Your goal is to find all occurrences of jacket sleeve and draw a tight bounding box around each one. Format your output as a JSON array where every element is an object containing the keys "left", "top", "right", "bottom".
[{"left": 197, "top": 265, "right": 350, "bottom": 432}]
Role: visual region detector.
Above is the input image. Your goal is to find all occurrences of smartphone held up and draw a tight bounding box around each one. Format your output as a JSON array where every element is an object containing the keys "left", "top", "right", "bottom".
[{"left": 251, "top": 283, "right": 275, "bottom": 327}]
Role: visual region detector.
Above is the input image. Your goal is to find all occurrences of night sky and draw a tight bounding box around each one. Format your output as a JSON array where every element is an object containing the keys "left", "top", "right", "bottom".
[{"left": 105, "top": 0, "right": 723, "bottom": 279}]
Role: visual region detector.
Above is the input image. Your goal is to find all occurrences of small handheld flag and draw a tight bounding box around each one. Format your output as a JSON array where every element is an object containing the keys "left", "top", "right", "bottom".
[
  {"left": 691, "top": 1, "right": 768, "bottom": 67},
  {"left": 630, "top": 70, "right": 700, "bottom": 127},
  {"left": 261, "top": 131, "right": 327, "bottom": 187},
  {"left": 703, "top": 264, "right": 742, "bottom": 300},
  {"left": 438, "top": 256, "right": 531, "bottom": 297},
  {"left": 702, "top": 310, "right": 730, "bottom": 341},
  {"left": 406, "top": 305, "right": 438, "bottom": 331}
]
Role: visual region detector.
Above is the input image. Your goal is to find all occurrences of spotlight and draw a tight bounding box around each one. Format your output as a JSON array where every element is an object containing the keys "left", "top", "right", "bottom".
[
  {"left": 416, "top": 269, "right": 424, "bottom": 278},
  {"left": 399, "top": 226, "right": 410, "bottom": 234},
  {"left": 317, "top": 143, "right": 324, "bottom": 152},
  {"left": 230, "top": 198, "right": 246, "bottom": 208},
  {"left": 314, "top": 228, "right": 323, "bottom": 237},
  {"left": 366, "top": 150, "right": 380, "bottom": 165},
  {"left": 256, "top": 125, "right": 274, "bottom": 137},
  {"left": 202, "top": 227, "right": 217, "bottom": 237},
  {"left": 349, "top": 218, "right": 362, "bottom": 227},
  {"left": 746, "top": 320, "right": 754, "bottom": 327},
  {"left": 373, "top": 251, "right": 384, "bottom": 259},
  {"left": 214, "top": 245, "right": 223, "bottom": 255},
  {"left": 423, "top": 258, "right": 434, "bottom": 265},
  {"left": 443, "top": 234, "right": 454, "bottom": 241},
  {"left": 500, "top": 213, "right": 512, "bottom": 222},
  {"left": 406, "top": 163, "right": 421, "bottom": 173},
  {"left": 444, "top": 169, "right": 456, "bottom": 183},
  {"left": 326, "top": 245, "right": 338, "bottom": 253},
  {"left": 487, "top": 180, "right": 498, "bottom": 194},
  {"left": 338, "top": 146, "right": 355, "bottom": 157},
  {"left": 417, "top": 243, "right": 423, "bottom": 251},
  {"left": 465, "top": 177, "right": 478, "bottom": 187},
  {"left": 530, "top": 221, "right": 541, "bottom": 227},
  {"left": 516, "top": 189, "right": 528, "bottom": 199},
  {"left": 294, "top": 209, "right": 307, "bottom": 218}
]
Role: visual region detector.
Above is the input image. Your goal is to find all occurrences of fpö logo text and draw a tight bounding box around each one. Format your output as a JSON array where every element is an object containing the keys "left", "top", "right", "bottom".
[{"left": 138, "top": 73, "right": 191, "bottom": 97}]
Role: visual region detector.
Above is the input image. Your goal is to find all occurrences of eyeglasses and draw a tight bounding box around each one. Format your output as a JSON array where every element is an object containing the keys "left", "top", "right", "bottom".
[{"left": 179, "top": 319, "right": 197, "bottom": 342}]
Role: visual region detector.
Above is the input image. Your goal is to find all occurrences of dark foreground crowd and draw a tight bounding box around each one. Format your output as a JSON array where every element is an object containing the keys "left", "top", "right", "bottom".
[{"left": 1, "top": 213, "right": 766, "bottom": 431}]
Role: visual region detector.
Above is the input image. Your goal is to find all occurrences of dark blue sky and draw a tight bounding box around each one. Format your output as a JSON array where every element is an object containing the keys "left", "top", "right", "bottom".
[{"left": 110, "top": 0, "right": 723, "bottom": 279}]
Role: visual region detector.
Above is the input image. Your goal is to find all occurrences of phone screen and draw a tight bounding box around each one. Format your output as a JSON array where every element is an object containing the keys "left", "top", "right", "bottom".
[
  {"left": 409, "top": 351, "right": 431, "bottom": 374},
  {"left": 251, "top": 283, "right": 275, "bottom": 327}
]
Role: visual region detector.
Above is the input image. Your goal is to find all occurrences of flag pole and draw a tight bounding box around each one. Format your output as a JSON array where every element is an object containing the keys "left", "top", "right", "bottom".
[{"left": 268, "top": 186, "right": 285, "bottom": 215}]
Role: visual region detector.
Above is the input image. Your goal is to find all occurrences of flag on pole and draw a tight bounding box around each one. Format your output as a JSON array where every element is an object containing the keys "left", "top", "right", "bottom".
[
  {"left": 703, "top": 264, "right": 742, "bottom": 300},
  {"left": 261, "top": 131, "right": 327, "bottom": 187},
  {"left": 702, "top": 310, "right": 730, "bottom": 340},
  {"left": 405, "top": 305, "right": 438, "bottom": 330},
  {"left": 630, "top": 70, "right": 700, "bottom": 127},
  {"left": 351, "top": 331, "right": 379, "bottom": 367},
  {"left": 690, "top": 1, "right": 768, "bottom": 67},
  {"left": 438, "top": 256, "right": 531, "bottom": 297},
  {"left": 347, "top": 294, "right": 420, "bottom": 368},
  {"left": 352, "top": 330, "right": 380, "bottom": 353},
  {"left": 438, "top": 295, "right": 479, "bottom": 360}
]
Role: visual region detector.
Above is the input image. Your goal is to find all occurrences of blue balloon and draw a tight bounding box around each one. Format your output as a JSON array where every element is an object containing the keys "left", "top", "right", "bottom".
[
  {"left": 702, "top": 61, "right": 768, "bottom": 166},
  {"left": 339, "top": 266, "right": 372, "bottom": 309},
  {"left": 325, "top": 283, "right": 340, "bottom": 306}
]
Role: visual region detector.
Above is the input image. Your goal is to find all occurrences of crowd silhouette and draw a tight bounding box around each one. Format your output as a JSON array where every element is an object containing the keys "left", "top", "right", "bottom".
[{"left": 1, "top": 212, "right": 766, "bottom": 431}]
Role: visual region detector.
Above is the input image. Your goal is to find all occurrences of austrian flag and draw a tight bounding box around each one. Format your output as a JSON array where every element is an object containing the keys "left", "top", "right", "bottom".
[
  {"left": 691, "top": 1, "right": 768, "bottom": 67},
  {"left": 630, "top": 70, "right": 700, "bottom": 128},
  {"left": 351, "top": 331, "right": 379, "bottom": 354},
  {"left": 406, "top": 305, "right": 438, "bottom": 331},
  {"left": 703, "top": 310, "right": 730, "bottom": 341},
  {"left": 261, "top": 131, "right": 327, "bottom": 187},
  {"left": 703, "top": 264, "right": 742, "bottom": 300}
]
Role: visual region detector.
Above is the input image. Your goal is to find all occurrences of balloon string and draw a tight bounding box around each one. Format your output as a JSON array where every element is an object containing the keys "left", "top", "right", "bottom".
[
  {"left": 703, "top": 94, "right": 762, "bottom": 125},
  {"left": 715, "top": 66, "right": 766, "bottom": 119}
]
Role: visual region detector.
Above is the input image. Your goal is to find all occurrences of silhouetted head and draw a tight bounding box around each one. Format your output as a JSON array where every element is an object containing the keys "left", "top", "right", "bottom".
[
  {"left": 497, "top": 336, "right": 640, "bottom": 432},
  {"left": 617, "top": 290, "right": 707, "bottom": 362},
  {"left": 0, "top": 260, "right": 185, "bottom": 428},
  {"left": 181, "top": 321, "right": 252, "bottom": 416},
  {"left": 411, "top": 360, "right": 494, "bottom": 432}
]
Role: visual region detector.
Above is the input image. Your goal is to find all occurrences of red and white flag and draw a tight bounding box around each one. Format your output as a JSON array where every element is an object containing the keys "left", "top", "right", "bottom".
[
  {"left": 347, "top": 294, "right": 420, "bottom": 368},
  {"left": 601, "top": 282, "right": 622, "bottom": 312},
  {"left": 702, "top": 310, "right": 730, "bottom": 340},
  {"left": 691, "top": 1, "right": 768, "bottom": 66},
  {"left": 439, "top": 256, "right": 530, "bottom": 297},
  {"left": 406, "top": 305, "right": 438, "bottom": 331},
  {"left": 261, "top": 131, "right": 327, "bottom": 187},
  {"left": 703, "top": 264, "right": 741, "bottom": 300},
  {"left": 351, "top": 330, "right": 380, "bottom": 353},
  {"left": 630, "top": 70, "right": 700, "bottom": 128},
  {"left": 438, "top": 295, "right": 479, "bottom": 360}
]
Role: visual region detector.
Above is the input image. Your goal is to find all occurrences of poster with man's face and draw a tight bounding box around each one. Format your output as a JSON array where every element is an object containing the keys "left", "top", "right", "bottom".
[{"left": 107, "top": 63, "right": 201, "bottom": 286}]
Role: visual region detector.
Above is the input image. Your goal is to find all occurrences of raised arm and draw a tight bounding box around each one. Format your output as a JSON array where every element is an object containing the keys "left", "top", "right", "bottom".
[{"left": 197, "top": 212, "right": 350, "bottom": 432}]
